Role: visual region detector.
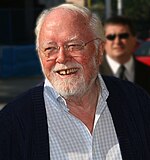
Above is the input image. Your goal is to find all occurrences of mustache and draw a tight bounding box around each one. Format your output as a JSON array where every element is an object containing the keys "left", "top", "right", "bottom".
[{"left": 53, "top": 62, "right": 82, "bottom": 72}]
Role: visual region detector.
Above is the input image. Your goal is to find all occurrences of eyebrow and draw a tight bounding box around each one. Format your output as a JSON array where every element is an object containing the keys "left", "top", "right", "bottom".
[
  {"left": 44, "top": 38, "right": 83, "bottom": 45},
  {"left": 42, "top": 35, "right": 82, "bottom": 46}
]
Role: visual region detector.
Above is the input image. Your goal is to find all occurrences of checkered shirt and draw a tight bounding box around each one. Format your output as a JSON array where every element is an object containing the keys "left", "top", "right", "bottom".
[{"left": 44, "top": 74, "right": 123, "bottom": 160}]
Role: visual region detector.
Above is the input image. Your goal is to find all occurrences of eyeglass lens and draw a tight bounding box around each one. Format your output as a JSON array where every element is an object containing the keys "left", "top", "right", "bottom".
[
  {"left": 40, "top": 38, "right": 100, "bottom": 60},
  {"left": 106, "top": 33, "right": 129, "bottom": 41}
]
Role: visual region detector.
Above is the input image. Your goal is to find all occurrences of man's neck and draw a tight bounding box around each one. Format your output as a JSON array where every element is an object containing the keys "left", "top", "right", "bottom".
[{"left": 66, "top": 80, "right": 100, "bottom": 133}]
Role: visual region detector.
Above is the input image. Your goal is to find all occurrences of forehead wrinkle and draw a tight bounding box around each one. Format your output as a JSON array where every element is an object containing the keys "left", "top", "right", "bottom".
[
  {"left": 39, "top": 8, "right": 93, "bottom": 46},
  {"left": 43, "top": 35, "right": 79, "bottom": 44}
]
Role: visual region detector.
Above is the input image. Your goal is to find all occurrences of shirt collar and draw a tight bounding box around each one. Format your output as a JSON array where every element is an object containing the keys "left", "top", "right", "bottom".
[
  {"left": 106, "top": 54, "right": 134, "bottom": 74},
  {"left": 44, "top": 78, "right": 61, "bottom": 100},
  {"left": 106, "top": 54, "right": 134, "bottom": 81},
  {"left": 44, "top": 74, "right": 109, "bottom": 111},
  {"left": 44, "top": 74, "right": 108, "bottom": 98}
]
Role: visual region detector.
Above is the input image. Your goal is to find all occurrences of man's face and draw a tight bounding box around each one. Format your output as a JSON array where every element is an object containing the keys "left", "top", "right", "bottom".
[
  {"left": 38, "top": 9, "right": 103, "bottom": 98},
  {"left": 104, "top": 24, "right": 136, "bottom": 63}
]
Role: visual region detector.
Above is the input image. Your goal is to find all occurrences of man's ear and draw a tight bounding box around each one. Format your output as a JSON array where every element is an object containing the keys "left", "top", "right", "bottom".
[{"left": 97, "top": 41, "right": 105, "bottom": 64}]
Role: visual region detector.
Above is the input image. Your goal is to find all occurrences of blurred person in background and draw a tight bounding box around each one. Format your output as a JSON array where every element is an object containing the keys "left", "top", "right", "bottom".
[
  {"left": 100, "top": 16, "right": 150, "bottom": 94},
  {"left": 0, "top": 4, "right": 150, "bottom": 160}
]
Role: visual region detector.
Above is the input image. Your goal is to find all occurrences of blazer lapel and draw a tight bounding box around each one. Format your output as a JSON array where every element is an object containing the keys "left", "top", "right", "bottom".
[
  {"left": 100, "top": 55, "right": 114, "bottom": 76},
  {"left": 103, "top": 76, "right": 142, "bottom": 160}
]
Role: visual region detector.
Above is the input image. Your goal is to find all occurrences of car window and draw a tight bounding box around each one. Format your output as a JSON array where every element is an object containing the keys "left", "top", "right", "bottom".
[{"left": 134, "top": 42, "right": 150, "bottom": 56}]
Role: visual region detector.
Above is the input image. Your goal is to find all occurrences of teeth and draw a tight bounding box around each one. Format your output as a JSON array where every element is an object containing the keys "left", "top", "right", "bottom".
[
  {"left": 66, "top": 70, "right": 70, "bottom": 74},
  {"left": 59, "top": 70, "right": 66, "bottom": 75},
  {"left": 58, "top": 68, "right": 78, "bottom": 75}
]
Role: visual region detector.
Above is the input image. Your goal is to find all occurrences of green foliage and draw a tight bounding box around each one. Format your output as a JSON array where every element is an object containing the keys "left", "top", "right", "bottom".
[
  {"left": 91, "top": 1, "right": 105, "bottom": 20},
  {"left": 91, "top": 0, "right": 150, "bottom": 21},
  {"left": 123, "top": 0, "right": 150, "bottom": 20},
  {"left": 91, "top": 0, "right": 150, "bottom": 38}
]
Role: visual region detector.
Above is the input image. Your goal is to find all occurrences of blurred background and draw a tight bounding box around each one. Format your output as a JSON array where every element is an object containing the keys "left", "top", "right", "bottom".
[{"left": 0, "top": 0, "right": 150, "bottom": 109}]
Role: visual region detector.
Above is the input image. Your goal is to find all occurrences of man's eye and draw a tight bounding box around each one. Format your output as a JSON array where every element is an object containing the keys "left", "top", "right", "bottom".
[
  {"left": 45, "top": 46, "right": 57, "bottom": 52},
  {"left": 68, "top": 44, "right": 82, "bottom": 50},
  {"left": 43, "top": 47, "right": 57, "bottom": 57}
]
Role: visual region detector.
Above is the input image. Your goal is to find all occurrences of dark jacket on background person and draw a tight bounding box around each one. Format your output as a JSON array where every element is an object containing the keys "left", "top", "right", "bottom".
[
  {"left": 100, "top": 55, "right": 150, "bottom": 94},
  {"left": 0, "top": 76, "right": 150, "bottom": 160}
]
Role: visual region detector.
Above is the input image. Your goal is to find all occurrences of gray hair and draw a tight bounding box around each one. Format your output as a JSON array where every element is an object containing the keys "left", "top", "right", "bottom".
[{"left": 35, "top": 3, "right": 105, "bottom": 49}]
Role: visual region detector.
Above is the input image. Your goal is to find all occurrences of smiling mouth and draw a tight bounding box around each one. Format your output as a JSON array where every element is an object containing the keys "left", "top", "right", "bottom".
[{"left": 56, "top": 68, "right": 78, "bottom": 75}]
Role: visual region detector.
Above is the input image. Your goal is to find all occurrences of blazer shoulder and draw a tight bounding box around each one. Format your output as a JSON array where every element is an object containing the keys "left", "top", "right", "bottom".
[
  {"left": 135, "top": 59, "right": 150, "bottom": 72},
  {"left": 100, "top": 55, "right": 113, "bottom": 76},
  {"left": 1, "top": 82, "right": 44, "bottom": 114},
  {"left": 102, "top": 75, "right": 149, "bottom": 97},
  {"left": 0, "top": 83, "right": 45, "bottom": 133}
]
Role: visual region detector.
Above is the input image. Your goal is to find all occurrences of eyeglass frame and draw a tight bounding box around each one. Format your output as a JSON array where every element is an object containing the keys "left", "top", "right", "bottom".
[
  {"left": 106, "top": 33, "right": 130, "bottom": 41},
  {"left": 38, "top": 38, "right": 101, "bottom": 59}
]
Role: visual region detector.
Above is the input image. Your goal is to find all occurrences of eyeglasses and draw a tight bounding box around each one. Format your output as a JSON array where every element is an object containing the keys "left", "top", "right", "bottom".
[
  {"left": 39, "top": 38, "right": 100, "bottom": 60},
  {"left": 106, "top": 33, "right": 129, "bottom": 41}
]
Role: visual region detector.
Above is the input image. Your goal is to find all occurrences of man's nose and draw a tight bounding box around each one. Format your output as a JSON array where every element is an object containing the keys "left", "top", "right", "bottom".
[
  {"left": 55, "top": 47, "right": 69, "bottom": 63},
  {"left": 114, "top": 36, "right": 121, "bottom": 43}
]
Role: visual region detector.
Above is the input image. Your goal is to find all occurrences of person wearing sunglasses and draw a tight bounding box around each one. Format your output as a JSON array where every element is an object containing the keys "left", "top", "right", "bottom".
[
  {"left": 100, "top": 15, "right": 150, "bottom": 94},
  {"left": 0, "top": 4, "right": 150, "bottom": 160}
]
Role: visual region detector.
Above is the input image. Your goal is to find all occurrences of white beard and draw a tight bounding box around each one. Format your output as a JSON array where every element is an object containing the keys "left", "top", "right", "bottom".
[
  {"left": 41, "top": 54, "right": 99, "bottom": 99},
  {"left": 51, "top": 60, "right": 98, "bottom": 98},
  {"left": 51, "top": 72, "right": 87, "bottom": 98}
]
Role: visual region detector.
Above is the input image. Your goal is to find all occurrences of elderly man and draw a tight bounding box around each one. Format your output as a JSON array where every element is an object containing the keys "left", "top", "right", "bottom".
[{"left": 0, "top": 4, "right": 150, "bottom": 160}]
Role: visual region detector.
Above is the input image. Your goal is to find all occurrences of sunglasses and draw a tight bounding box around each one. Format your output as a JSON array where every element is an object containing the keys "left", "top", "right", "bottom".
[{"left": 106, "top": 33, "right": 130, "bottom": 41}]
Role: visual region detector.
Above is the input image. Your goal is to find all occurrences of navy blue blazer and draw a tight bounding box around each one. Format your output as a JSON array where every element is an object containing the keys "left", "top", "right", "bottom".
[{"left": 0, "top": 76, "right": 150, "bottom": 160}]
